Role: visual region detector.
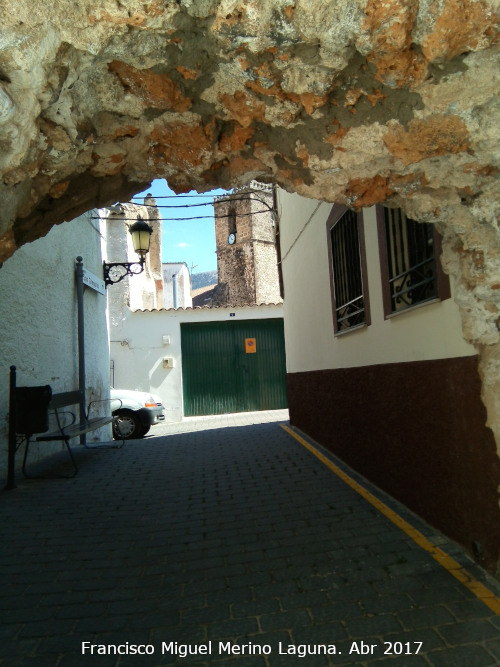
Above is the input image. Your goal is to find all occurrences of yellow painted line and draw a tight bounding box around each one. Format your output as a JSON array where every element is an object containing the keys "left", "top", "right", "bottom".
[{"left": 281, "top": 424, "right": 500, "bottom": 615}]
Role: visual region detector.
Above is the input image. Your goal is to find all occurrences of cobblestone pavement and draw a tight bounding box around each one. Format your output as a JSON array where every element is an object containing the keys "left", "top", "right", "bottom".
[{"left": 1, "top": 411, "right": 500, "bottom": 667}]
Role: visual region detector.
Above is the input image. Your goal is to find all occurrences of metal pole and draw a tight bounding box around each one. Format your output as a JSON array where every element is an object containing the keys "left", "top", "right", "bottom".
[
  {"left": 5, "top": 365, "right": 17, "bottom": 489},
  {"left": 272, "top": 184, "right": 285, "bottom": 300},
  {"left": 75, "top": 257, "right": 87, "bottom": 445},
  {"left": 173, "top": 272, "right": 178, "bottom": 309}
]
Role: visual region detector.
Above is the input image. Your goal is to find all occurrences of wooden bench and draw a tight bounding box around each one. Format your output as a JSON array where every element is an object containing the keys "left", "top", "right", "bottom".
[{"left": 8, "top": 366, "right": 123, "bottom": 482}]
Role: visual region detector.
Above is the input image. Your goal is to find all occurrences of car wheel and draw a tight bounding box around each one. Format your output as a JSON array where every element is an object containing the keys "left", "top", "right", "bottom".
[
  {"left": 113, "top": 410, "right": 143, "bottom": 440},
  {"left": 138, "top": 424, "right": 151, "bottom": 437}
]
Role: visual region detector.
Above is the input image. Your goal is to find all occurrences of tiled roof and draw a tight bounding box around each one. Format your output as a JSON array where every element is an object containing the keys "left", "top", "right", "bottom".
[
  {"left": 191, "top": 284, "right": 217, "bottom": 307},
  {"left": 191, "top": 284, "right": 217, "bottom": 298},
  {"left": 132, "top": 302, "right": 283, "bottom": 313}
]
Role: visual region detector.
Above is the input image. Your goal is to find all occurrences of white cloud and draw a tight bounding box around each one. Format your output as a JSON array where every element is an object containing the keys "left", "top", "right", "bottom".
[{"left": 177, "top": 242, "right": 190, "bottom": 247}]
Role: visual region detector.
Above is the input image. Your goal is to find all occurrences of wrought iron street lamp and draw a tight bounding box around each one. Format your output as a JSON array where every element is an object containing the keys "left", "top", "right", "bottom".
[{"left": 103, "top": 216, "right": 153, "bottom": 287}]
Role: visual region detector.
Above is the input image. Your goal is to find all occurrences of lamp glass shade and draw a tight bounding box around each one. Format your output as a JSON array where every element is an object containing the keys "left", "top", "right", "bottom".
[{"left": 129, "top": 217, "right": 153, "bottom": 256}]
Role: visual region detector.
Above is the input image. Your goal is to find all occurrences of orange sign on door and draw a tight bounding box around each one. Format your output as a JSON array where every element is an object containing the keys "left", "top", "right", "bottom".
[{"left": 245, "top": 338, "right": 257, "bottom": 354}]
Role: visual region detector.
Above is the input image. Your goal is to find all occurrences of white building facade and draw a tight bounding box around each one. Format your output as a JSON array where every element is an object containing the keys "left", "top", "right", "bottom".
[
  {"left": 101, "top": 195, "right": 164, "bottom": 317},
  {"left": 0, "top": 211, "right": 111, "bottom": 478},
  {"left": 162, "top": 263, "right": 192, "bottom": 310},
  {"left": 109, "top": 304, "right": 284, "bottom": 422}
]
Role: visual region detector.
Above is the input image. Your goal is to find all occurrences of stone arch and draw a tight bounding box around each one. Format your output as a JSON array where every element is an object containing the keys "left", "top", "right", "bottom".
[{"left": 0, "top": 1, "right": 499, "bottom": 454}]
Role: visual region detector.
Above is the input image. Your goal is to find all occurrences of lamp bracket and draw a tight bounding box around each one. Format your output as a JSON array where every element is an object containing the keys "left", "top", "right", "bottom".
[{"left": 103, "top": 258, "right": 145, "bottom": 287}]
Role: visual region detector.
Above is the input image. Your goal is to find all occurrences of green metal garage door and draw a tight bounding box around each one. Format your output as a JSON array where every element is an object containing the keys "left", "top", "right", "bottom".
[{"left": 181, "top": 318, "right": 287, "bottom": 416}]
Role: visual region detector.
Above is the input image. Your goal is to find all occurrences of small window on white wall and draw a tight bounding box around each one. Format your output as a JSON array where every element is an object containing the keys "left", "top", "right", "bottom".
[{"left": 327, "top": 205, "right": 370, "bottom": 334}]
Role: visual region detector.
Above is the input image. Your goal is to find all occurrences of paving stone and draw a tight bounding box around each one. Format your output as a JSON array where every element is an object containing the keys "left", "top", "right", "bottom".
[
  {"left": 75, "top": 615, "right": 129, "bottom": 634},
  {"left": 344, "top": 613, "right": 404, "bottom": 638},
  {"left": 398, "top": 605, "right": 456, "bottom": 629},
  {"left": 150, "top": 624, "right": 207, "bottom": 645},
  {"left": 253, "top": 581, "right": 301, "bottom": 600},
  {"left": 53, "top": 603, "right": 109, "bottom": 621},
  {"left": 0, "top": 638, "right": 40, "bottom": 658},
  {"left": 371, "top": 656, "right": 430, "bottom": 666},
  {"left": 326, "top": 582, "right": 379, "bottom": 602},
  {"left": 292, "top": 621, "right": 347, "bottom": 644},
  {"left": 181, "top": 605, "right": 231, "bottom": 625},
  {"left": 259, "top": 608, "right": 311, "bottom": 632},
  {"left": 7, "top": 657, "right": 67, "bottom": 667},
  {"left": 484, "top": 637, "right": 500, "bottom": 660},
  {"left": 17, "top": 618, "right": 77, "bottom": 639},
  {"left": 445, "top": 599, "right": 498, "bottom": 622},
  {"left": 358, "top": 592, "right": 416, "bottom": 615},
  {"left": 35, "top": 633, "right": 91, "bottom": 655},
  {"left": 279, "top": 590, "right": 331, "bottom": 611},
  {"left": 231, "top": 598, "right": 281, "bottom": 618},
  {"left": 266, "top": 650, "right": 332, "bottom": 667},
  {"left": 206, "top": 616, "right": 260, "bottom": 640},
  {"left": 490, "top": 615, "right": 500, "bottom": 630},
  {"left": 211, "top": 657, "right": 267, "bottom": 667},
  {"left": 436, "top": 618, "right": 499, "bottom": 645},
  {"left": 0, "top": 594, "right": 46, "bottom": 610},
  {"left": 427, "top": 644, "right": 498, "bottom": 666},
  {"left": 310, "top": 601, "right": 362, "bottom": 623},
  {"left": 105, "top": 598, "right": 157, "bottom": 616},
  {"left": 205, "top": 587, "right": 254, "bottom": 607}
]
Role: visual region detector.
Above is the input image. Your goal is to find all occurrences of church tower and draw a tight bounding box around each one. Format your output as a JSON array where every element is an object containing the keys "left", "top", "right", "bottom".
[{"left": 213, "top": 182, "right": 282, "bottom": 306}]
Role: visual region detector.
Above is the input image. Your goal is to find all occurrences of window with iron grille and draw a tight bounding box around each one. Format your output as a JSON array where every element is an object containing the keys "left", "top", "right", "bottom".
[
  {"left": 377, "top": 206, "right": 450, "bottom": 315},
  {"left": 327, "top": 206, "right": 370, "bottom": 334}
]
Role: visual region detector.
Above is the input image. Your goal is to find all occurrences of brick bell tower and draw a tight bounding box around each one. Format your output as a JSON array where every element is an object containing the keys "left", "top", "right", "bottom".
[{"left": 213, "top": 183, "right": 282, "bottom": 306}]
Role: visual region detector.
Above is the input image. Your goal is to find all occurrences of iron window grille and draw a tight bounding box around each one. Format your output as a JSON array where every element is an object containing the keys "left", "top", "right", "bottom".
[
  {"left": 377, "top": 206, "right": 450, "bottom": 315},
  {"left": 327, "top": 206, "right": 370, "bottom": 334}
]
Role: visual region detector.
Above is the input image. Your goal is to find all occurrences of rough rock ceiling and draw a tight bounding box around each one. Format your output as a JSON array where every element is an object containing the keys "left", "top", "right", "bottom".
[{"left": 1, "top": 1, "right": 500, "bottom": 441}]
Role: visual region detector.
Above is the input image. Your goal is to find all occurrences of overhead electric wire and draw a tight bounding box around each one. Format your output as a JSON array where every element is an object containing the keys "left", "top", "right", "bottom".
[
  {"left": 130, "top": 188, "right": 266, "bottom": 199},
  {"left": 132, "top": 193, "right": 221, "bottom": 199},
  {"left": 91, "top": 208, "right": 273, "bottom": 223},
  {"left": 127, "top": 197, "right": 272, "bottom": 211},
  {"left": 129, "top": 193, "right": 274, "bottom": 211},
  {"left": 94, "top": 190, "right": 276, "bottom": 222}
]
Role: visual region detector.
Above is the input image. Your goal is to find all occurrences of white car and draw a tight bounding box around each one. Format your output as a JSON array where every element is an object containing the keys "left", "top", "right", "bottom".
[{"left": 110, "top": 388, "right": 165, "bottom": 439}]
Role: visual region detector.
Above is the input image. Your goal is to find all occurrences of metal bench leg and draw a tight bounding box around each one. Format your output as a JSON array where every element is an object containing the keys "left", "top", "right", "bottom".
[
  {"left": 22, "top": 436, "right": 78, "bottom": 479},
  {"left": 21, "top": 435, "right": 32, "bottom": 479},
  {"left": 61, "top": 437, "right": 79, "bottom": 478}
]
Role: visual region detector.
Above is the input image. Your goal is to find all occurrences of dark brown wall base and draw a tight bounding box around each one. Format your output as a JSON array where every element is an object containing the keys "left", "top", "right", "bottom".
[{"left": 287, "top": 356, "right": 500, "bottom": 574}]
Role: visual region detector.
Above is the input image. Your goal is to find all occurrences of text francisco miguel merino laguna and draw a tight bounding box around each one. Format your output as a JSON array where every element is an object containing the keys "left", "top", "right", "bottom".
[{"left": 81, "top": 640, "right": 403, "bottom": 658}]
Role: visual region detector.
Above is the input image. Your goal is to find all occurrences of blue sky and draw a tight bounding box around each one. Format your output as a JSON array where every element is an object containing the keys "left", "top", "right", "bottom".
[{"left": 133, "top": 180, "right": 229, "bottom": 274}]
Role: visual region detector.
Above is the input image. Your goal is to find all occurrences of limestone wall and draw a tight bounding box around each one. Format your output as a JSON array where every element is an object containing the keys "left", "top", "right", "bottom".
[{"left": 254, "top": 242, "right": 282, "bottom": 305}]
